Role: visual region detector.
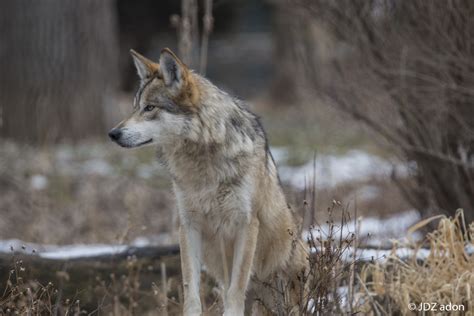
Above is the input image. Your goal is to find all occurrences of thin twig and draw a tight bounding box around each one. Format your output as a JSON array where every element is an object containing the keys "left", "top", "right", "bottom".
[{"left": 199, "top": 0, "right": 213, "bottom": 75}]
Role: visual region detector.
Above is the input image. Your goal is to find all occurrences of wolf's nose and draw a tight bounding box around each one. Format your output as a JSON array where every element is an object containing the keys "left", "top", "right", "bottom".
[{"left": 108, "top": 129, "right": 122, "bottom": 141}]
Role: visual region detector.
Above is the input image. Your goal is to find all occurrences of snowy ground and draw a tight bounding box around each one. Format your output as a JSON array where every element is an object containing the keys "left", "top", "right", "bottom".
[
  {"left": 0, "top": 234, "right": 174, "bottom": 260},
  {"left": 4, "top": 211, "right": 467, "bottom": 263},
  {"left": 23, "top": 144, "right": 408, "bottom": 191},
  {"left": 273, "top": 147, "right": 410, "bottom": 190},
  {"left": 2, "top": 142, "right": 423, "bottom": 258},
  {"left": 305, "top": 209, "right": 423, "bottom": 247},
  {"left": 2, "top": 236, "right": 472, "bottom": 263}
]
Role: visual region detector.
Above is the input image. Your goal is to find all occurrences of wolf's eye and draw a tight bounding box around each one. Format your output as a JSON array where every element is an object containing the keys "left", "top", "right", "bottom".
[{"left": 144, "top": 105, "right": 155, "bottom": 112}]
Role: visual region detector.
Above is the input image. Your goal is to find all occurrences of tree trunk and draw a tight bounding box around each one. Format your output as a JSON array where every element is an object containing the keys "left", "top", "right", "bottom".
[{"left": 0, "top": 0, "right": 119, "bottom": 144}]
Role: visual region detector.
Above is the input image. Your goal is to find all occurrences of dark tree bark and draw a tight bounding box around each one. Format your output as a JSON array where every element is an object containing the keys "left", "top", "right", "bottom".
[{"left": 0, "top": 0, "right": 119, "bottom": 144}]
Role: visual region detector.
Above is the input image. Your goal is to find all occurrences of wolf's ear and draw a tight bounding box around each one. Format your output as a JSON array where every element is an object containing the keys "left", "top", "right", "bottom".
[
  {"left": 159, "top": 48, "right": 186, "bottom": 89},
  {"left": 130, "top": 49, "right": 159, "bottom": 80}
]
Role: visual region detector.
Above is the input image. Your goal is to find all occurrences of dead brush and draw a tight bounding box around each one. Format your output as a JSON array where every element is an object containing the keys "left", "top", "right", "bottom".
[
  {"left": 95, "top": 255, "right": 151, "bottom": 315},
  {"left": 358, "top": 209, "right": 474, "bottom": 315},
  {"left": 93, "top": 256, "right": 189, "bottom": 315},
  {"left": 254, "top": 202, "right": 362, "bottom": 315},
  {"left": 0, "top": 254, "right": 81, "bottom": 315}
]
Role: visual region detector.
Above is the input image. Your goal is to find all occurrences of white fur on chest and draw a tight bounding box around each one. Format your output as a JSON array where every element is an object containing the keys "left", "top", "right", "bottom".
[{"left": 174, "top": 174, "right": 254, "bottom": 238}]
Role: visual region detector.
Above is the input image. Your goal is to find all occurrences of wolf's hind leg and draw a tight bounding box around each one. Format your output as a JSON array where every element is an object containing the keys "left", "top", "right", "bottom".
[{"left": 224, "top": 217, "right": 259, "bottom": 316}]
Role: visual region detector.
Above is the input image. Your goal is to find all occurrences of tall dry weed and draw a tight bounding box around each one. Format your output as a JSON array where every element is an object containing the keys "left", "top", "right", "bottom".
[{"left": 359, "top": 209, "right": 473, "bottom": 315}]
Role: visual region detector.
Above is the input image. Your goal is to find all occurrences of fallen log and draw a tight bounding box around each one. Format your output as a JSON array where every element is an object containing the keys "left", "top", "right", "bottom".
[{"left": 0, "top": 244, "right": 182, "bottom": 312}]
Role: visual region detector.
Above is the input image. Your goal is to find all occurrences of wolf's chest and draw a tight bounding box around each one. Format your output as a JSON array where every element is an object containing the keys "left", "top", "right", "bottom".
[{"left": 176, "top": 182, "right": 253, "bottom": 237}]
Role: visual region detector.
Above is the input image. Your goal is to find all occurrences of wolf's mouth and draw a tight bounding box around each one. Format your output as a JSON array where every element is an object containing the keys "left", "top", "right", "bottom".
[
  {"left": 118, "top": 138, "right": 153, "bottom": 148},
  {"left": 133, "top": 138, "right": 153, "bottom": 147},
  {"left": 138, "top": 139, "right": 153, "bottom": 146}
]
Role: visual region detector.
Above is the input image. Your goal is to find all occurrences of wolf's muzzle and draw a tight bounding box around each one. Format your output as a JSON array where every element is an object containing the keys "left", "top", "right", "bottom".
[{"left": 108, "top": 129, "right": 122, "bottom": 142}]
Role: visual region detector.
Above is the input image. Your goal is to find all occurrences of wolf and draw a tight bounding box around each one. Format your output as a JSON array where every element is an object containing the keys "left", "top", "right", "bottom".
[{"left": 109, "top": 48, "right": 308, "bottom": 315}]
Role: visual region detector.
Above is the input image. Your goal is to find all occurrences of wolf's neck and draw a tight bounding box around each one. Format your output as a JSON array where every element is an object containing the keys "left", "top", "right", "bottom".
[
  {"left": 161, "top": 123, "right": 255, "bottom": 187},
  {"left": 160, "top": 77, "right": 260, "bottom": 182}
]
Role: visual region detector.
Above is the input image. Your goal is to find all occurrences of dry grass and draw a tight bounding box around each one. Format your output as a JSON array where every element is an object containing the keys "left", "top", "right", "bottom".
[
  {"left": 249, "top": 202, "right": 360, "bottom": 315},
  {"left": 0, "top": 251, "right": 223, "bottom": 315},
  {"left": 0, "top": 256, "right": 83, "bottom": 315},
  {"left": 358, "top": 210, "right": 474, "bottom": 315},
  {"left": 1, "top": 207, "right": 473, "bottom": 315},
  {"left": 245, "top": 207, "right": 474, "bottom": 315}
]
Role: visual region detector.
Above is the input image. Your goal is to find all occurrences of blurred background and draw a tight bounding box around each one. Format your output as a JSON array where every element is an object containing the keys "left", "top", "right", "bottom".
[{"left": 0, "top": 0, "right": 473, "bottom": 313}]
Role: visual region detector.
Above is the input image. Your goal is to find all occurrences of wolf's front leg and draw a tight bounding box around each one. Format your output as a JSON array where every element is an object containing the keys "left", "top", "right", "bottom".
[
  {"left": 224, "top": 216, "right": 260, "bottom": 316},
  {"left": 179, "top": 225, "right": 202, "bottom": 316}
]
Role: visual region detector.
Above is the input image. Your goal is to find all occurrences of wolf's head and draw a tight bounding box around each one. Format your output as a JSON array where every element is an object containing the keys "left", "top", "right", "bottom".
[{"left": 109, "top": 48, "right": 199, "bottom": 148}]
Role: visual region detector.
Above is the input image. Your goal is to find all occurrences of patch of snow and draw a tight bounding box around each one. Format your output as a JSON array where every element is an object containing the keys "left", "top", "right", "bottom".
[
  {"left": 307, "top": 298, "right": 315, "bottom": 314},
  {"left": 0, "top": 239, "right": 130, "bottom": 259},
  {"left": 40, "top": 244, "right": 128, "bottom": 260},
  {"left": 309, "top": 245, "right": 439, "bottom": 263},
  {"left": 337, "top": 286, "right": 349, "bottom": 308},
  {"left": 0, "top": 236, "right": 167, "bottom": 260},
  {"left": 81, "top": 159, "right": 112, "bottom": 176},
  {"left": 0, "top": 239, "right": 38, "bottom": 253},
  {"left": 303, "top": 210, "right": 422, "bottom": 247},
  {"left": 131, "top": 233, "right": 174, "bottom": 247},
  {"left": 276, "top": 149, "right": 408, "bottom": 190},
  {"left": 465, "top": 243, "right": 474, "bottom": 254},
  {"left": 343, "top": 247, "right": 432, "bottom": 263},
  {"left": 132, "top": 236, "right": 152, "bottom": 247},
  {"left": 30, "top": 174, "right": 48, "bottom": 190}
]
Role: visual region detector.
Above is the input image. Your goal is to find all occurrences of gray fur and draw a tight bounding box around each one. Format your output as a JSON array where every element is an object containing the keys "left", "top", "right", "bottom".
[{"left": 109, "top": 49, "right": 308, "bottom": 316}]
